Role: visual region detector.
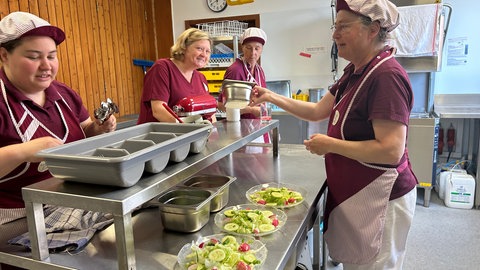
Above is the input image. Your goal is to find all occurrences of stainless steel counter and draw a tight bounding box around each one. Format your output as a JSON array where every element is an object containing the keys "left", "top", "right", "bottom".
[{"left": 0, "top": 119, "right": 327, "bottom": 269}]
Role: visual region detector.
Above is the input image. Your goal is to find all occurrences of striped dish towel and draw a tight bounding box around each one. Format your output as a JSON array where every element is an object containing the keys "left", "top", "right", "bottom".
[{"left": 8, "top": 205, "right": 113, "bottom": 252}]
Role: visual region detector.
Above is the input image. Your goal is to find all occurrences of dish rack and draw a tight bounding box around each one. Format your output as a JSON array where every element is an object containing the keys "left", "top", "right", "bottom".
[{"left": 196, "top": 20, "right": 248, "bottom": 37}]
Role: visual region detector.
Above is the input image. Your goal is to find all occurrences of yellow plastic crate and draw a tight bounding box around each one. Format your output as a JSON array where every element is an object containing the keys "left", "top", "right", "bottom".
[
  {"left": 208, "top": 83, "right": 222, "bottom": 93},
  {"left": 200, "top": 70, "right": 226, "bottom": 81}
]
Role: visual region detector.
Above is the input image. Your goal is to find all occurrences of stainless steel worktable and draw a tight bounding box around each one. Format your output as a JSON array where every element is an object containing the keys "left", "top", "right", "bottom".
[{"left": 0, "top": 119, "right": 327, "bottom": 269}]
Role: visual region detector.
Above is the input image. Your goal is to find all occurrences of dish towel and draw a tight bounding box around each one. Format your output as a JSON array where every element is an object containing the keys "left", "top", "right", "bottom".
[
  {"left": 388, "top": 4, "right": 442, "bottom": 57},
  {"left": 8, "top": 205, "right": 113, "bottom": 252}
]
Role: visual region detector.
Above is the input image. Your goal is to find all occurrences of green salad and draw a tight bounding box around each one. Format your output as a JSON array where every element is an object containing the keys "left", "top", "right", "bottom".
[
  {"left": 248, "top": 186, "right": 303, "bottom": 207},
  {"left": 181, "top": 235, "right": 263, "bottom": 270},
  {"left": 221, "top": 208, "right": 280, "bottom": 235}
]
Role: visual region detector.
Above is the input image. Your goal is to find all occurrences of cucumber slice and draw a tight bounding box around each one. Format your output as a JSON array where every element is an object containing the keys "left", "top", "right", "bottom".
[
  {"left": 224, "top": 223, "right": 240, "bottom": 232},
  {"left": 242, "top": 253, "right": 257, "bottom": 264},
  {"left": 259, "top": 223, "right": 275, "bottom": 232},
  {"left": 221, "top": 235, "right": 237, "bottom": 245},
  {"left": 224, "top": 209, "right": 235, "bottom": 217},
  {"left": 208, "top": 249, "right": 226, "bottom": 262},
  {"left": 247, "top": 212, "right": 259, "bottom": 220},
  {"left": 271, "top": 191, "right": 283, "bottom": 198},
  {"left": 261, "top": 210, "right": 274, "bottom": 217}
]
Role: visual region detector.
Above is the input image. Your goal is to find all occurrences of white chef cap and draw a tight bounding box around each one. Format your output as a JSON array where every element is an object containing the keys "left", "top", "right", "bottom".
[
  {"left": 0, "top": 11, "right": 65, "bottom": 45},
  {"left": 336, "top": 0, "right": 399, "bottom": 32},
  {"left": 240, "top": 27, "right": 267, "bottom": 45}
]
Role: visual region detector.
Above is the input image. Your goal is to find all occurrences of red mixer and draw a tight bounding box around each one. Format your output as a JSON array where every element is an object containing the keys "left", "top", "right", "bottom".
[{"left": 173, "top": 95, "right": 217, "bottom": 121}]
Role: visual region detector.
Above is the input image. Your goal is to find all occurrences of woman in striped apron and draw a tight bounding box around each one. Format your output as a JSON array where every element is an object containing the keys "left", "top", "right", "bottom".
[
  {"left": 0, "top": 12, "right": 116, "bottom": 263},
  {"left": 251, "top": 0, "right": 417, "bottom": 269}
]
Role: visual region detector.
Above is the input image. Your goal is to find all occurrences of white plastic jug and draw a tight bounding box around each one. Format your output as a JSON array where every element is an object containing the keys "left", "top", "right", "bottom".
[
  {"left": 438, "top": 169, "right": 466, "bottom": 199},
  {"left": 444, "top": 172, "right": 476, "bottom": 209}
]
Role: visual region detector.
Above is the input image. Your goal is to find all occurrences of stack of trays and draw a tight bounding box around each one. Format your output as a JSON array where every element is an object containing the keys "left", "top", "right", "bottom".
[{"left": 36, "top": 123, "right": 212, "bottom": 187}]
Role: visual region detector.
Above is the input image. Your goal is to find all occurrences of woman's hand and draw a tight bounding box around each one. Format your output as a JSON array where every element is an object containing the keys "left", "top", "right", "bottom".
[
  {"left": 22, "top": 137, "right": 64, "bottom": 163},
  {"left": 250, "top": 85, "right": 273, "bottom": 106},
  {"left": 0, "top": 137, "right": 63, "bottom": 178},
  {"left": 304, "top": 133, "right": 332, "bottom": 156},
  {"left": 81, "top": 115, "right": 117, "bottom": 137},
  {"left": 98, "top": 115, "right": 117, "bottom": 133}
]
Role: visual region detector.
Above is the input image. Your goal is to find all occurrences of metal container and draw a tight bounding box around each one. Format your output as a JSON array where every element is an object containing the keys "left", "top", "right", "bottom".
[
  {"left": 308, "top": 88, "right": 325, "bottom": 103},
  {"left": 221, "top": 79, "right": 256, "bottom": 108},
  {"left": 156, "top": 188, "right": 212, "bottom": 233},
  {"left": 180, "top": 174, "right": 236, "bottom": 212}
]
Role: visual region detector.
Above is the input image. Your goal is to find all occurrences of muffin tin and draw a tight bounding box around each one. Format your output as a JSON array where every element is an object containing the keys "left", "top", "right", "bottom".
[
  {"left": 36, "top": 123, "right": 212, "bottom": 187},
  {"left": 153, "top": 174, "right": 236, "bottom": 232}
]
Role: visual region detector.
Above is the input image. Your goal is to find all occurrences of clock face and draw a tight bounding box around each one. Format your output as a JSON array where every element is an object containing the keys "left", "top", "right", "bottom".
[{"left": 207, "top": 0, "right": 227, "bottom": 12}]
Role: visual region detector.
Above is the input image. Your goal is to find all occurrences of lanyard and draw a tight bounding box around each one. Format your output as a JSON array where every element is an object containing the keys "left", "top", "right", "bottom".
[{"left": 242, "top": 60, "right": 264, "bottom": 87}]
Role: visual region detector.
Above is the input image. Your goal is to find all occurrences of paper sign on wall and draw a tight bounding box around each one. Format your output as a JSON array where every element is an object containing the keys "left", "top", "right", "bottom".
[{"left": 447, "top": 37, "right": 468, "bottom": 66}]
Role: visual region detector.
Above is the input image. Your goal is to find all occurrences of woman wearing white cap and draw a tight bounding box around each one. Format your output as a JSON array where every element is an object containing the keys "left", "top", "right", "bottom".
[
  {"left": 218, "top": 27, "right": 270, "bottom": 142},
  {"left": 251, "top": 0, "right": 417, "bottom": 269},
  {"left": 217, "top": 27, "right": 267, "bottom": 114},
  {"left": 0, "top": 12, "right": 116, "bottom": 265}
]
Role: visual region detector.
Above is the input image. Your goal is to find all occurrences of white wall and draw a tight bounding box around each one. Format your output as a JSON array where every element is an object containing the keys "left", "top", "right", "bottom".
[
  {"left": 171, "top": 0, "right": 344, "bottom": 93},
  {"left": 171, "top": 0, "right": 478, "bottom": 95}
]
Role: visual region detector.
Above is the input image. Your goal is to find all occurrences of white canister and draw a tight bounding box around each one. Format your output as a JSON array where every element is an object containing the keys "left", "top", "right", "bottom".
[
  {"left": 444, "top": 172, "right": 476, "bottom": 209},
  {"left": 226, "top": 107, "right": 240, "bottom": 122}
]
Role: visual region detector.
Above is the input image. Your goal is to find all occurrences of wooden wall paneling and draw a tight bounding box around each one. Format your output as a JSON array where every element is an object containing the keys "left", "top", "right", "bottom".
[
  {"left": 99, "top": 0, "right": 120, "bottom": 113},
  {"left": 105, "top": 0, "right": 121, "bottom": 111},
  {"left": 37, "top": 0, "right": 49, "bottom": 27},
  {"left": 84, "top": 0, "right": 104, "bottom": 116},
  {"left": 153, "top": 0, "right": 173, "bottom": 59},
  {"left": 127, "top": 0, "right": 147, "bottom": 115},
  {"left": 95, "top": 0, "right": 111, "bottom": 105},
  {"left": 18, "top": 0, "right": 29, "bottom": 11},
  {"left": 122, "top": 0, "right": 133, "bottom": 115},
  {"left": 26, "top": 0, "right": 39, "bottom": 15},
  {"left": 7, "top": 0, "right": 20, "bottom": 11},
  {"left": 69, "top": 0, "right": 94, "bottom": 114},
  {"left": 112, "top": 0, "right": 124, "bottom": 113},
  {"left": 1, "top": 0, "right": 174, "bottom": 118},
  {"left": 46, "top": 0, "right": 67, "bottom": 84},
  {"left": 61, "top": 0, "right": 81, "bottom": 109},
  {"left": 124, "top": 0, "right": 138, "bottom": 115},
  {"left": 0, "top": 1, "right": 9, "bottom": 19},
  {"left": 109, "top": 0, "right": 126, "bottom": 115},
  {"left": 126, "top": 0, "right": 139, "bottom": 115}
]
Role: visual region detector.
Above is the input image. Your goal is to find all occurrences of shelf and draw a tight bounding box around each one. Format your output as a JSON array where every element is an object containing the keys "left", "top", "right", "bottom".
[{"left": 18, "top": 119, "right": 280, "bottom": 270}]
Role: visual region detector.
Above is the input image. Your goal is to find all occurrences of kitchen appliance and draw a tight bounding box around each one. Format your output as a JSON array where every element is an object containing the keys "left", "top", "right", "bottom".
[
  {"left": 266, "top": 80, "right": 291, "bottom": 111},
  {"left": 173, "top": 95, "right": 217, "bottom": 120},
  {"left": 407, "top": 116, "right": 440, "bottom": 207}
]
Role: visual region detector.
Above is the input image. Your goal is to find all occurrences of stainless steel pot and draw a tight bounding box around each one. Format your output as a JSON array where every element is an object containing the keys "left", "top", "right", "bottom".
[{"left": 221, "top": 79, "right": 256, "bottom": 108}]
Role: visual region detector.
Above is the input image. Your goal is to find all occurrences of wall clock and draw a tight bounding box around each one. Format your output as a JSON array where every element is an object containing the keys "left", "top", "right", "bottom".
[{"left": 207, "top": 0, "right": 227, "bottom": 13}]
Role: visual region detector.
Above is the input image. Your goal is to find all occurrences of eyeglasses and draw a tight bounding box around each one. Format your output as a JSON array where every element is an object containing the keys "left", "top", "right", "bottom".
[{"left": 331, "top": 21, "right": 361, "bottom": 34}]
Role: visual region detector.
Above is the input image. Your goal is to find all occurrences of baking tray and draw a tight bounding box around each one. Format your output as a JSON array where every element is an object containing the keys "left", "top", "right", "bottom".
[{"left": 36, "top": 123, "right": 212, "bottom": 187}]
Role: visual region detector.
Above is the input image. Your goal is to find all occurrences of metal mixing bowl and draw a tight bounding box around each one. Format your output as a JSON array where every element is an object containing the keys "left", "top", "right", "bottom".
[{"left": 221, "top": 79, "right": 256, "bottom": 108}]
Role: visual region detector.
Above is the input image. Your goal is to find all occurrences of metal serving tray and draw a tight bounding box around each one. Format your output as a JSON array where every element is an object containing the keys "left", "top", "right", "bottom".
[
  {"left": 36, "top": 123, "right": 211, "bottom": 187},
  {"left": 178, "top": 174, "right": 236, "bottom": 212},
  {"left": 156, "top": 188, "right": 212, "bottom": 232}
]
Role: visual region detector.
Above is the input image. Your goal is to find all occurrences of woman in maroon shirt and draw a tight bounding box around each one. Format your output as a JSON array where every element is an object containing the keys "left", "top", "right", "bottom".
[
  {"left": 137, "top": 28, "right": 214, "bottom": 124},
  {"left": 0, "top": 11, "right": 116, "bottom": 269},
  {"left": 251, "top": 0, "right": 417, "bottom": 269}
]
